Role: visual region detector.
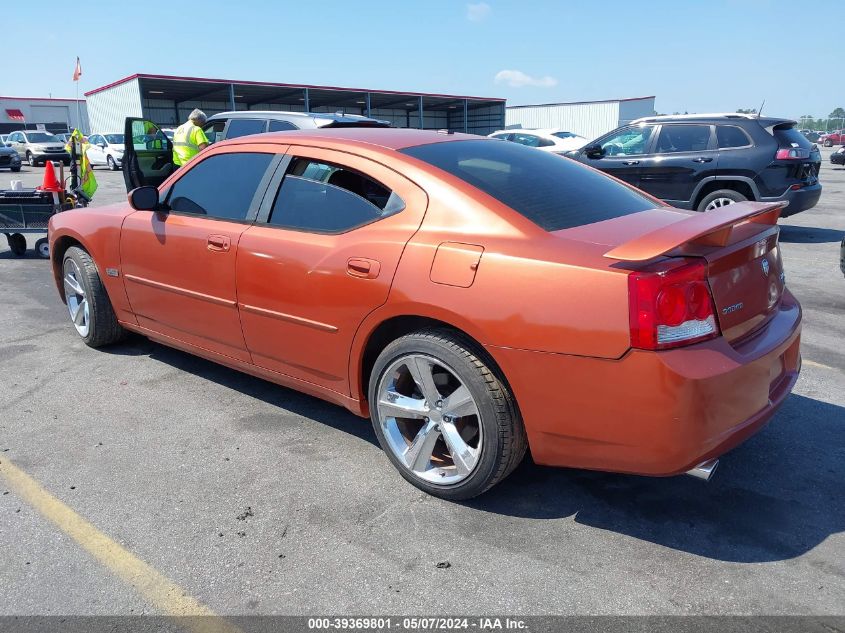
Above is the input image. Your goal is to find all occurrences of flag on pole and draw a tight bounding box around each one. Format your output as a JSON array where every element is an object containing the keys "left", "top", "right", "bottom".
[{"left": 72, "top": 57, "right": 82, "bottom": 81}]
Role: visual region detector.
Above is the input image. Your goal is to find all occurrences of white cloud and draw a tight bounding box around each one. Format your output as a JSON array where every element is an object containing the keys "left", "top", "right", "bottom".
[
  {"left": 466, "top": 2, "right": 491, "bottom": 21},
  {"left": 494, "top": 69, "right": 558, "bottom": 88}
]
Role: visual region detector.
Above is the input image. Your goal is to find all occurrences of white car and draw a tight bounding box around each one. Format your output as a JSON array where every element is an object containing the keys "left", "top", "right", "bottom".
[
  {"left": 86, "top": 133, "right": 125, "bottom": 170},
  {"left": 488, "top": 128, "right": 588, "bottom": 153}
]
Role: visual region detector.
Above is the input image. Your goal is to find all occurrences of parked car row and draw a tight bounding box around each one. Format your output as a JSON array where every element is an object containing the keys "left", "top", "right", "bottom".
[{"left": 488, "top": 128, "right": 588, "bottom": 153}]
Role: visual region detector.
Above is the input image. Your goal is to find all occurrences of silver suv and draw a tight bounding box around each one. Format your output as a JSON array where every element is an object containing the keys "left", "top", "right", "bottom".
[
  {"left": 5, "top": 130, "right": 71, "bottom": 166},
  {"left": 202, "top": 110, "right": 390, "bottom": 144}
]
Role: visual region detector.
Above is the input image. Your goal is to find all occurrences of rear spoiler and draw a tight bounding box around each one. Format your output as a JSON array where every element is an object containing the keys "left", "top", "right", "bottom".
[{"left": 604, "top": 201, "right": 784, "bottom": 262}]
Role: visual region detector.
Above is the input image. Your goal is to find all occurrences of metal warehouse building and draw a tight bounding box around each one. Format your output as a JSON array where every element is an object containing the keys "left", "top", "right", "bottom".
[
  {"left": 506, "top": 96, "right": 656, "bottom": 141},
  {"left": 0, "top": 96, "right": 89, "bottom": 134},
  {"left": 85, "top": 74, "right": 506, "bottom": 136}
]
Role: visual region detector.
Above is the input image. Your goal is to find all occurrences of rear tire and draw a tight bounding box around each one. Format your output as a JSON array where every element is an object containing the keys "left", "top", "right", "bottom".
[
  {"left": 62, "top": 246, "right": 126, "bottom": 347},
  {"left": 824, "top": 139, "right": 833, "bottom": 147},
  {"left": 7, "top": 233, "right": 26, "bottom": 256},
  {"left": 697, "top": 189, "right": 748, "bottom": 212},
  {"left": 369, "top": 328, "right": 527, "bottom": 500},
  {"left": 11, "top": 166, "right": 21, "bottom": 172}
]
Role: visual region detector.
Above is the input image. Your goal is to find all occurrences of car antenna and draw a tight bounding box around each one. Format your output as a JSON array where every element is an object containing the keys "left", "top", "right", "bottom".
[{"left": 756, "top": 99, "right": 765, "bottom": 119}]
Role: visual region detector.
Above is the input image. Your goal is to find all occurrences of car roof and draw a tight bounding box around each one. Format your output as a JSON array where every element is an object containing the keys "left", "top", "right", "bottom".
[
  {"left": 217, "top": 127, "right": 481, "bottom": 151},
  {"left": 207, "top": 110, "right": 388, "bottom": 125},
  {"left": 631, "top": 113, "right": 795, "bottom": 126}
]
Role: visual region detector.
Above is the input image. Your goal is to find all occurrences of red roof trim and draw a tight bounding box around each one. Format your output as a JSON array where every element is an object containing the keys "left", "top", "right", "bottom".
[
  {"left": 507, "top": 96, "right": 656, "bottom": 109},
  {"left": 84, "top": 73, "right": 505, "bottom": 102},
  {"left": 0, "top": 96, "right": 85, "bottom": 102}
]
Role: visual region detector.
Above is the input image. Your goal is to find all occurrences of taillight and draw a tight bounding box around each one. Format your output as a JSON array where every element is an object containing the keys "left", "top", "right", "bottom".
[
  {"left": 775, "top": 148, "right": 811, "bottom": 160},
  {"left": 628, "top": 258, "right": 720, "bottom": 350}
]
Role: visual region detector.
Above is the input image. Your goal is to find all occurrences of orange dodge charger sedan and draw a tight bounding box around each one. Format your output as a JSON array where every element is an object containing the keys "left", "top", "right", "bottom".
[{"left": 48, "top": 125, "right": 801, "bottom": 499}]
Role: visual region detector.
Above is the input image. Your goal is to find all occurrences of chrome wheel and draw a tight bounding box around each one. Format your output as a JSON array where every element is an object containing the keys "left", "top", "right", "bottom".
[
  {"left": 705, "top": 197, "right": 736, "bottom": 211},
  {"left": 63, "top": 258, "right": 90, "bottom": 337},
  {"left": 376, "top": 353, "right": 482, "bottom": 485}
]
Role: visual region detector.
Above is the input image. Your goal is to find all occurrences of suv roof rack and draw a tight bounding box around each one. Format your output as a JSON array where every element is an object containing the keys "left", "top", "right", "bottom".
[{"left": 631, "top": 113, "right": 759, "bottom": 124}]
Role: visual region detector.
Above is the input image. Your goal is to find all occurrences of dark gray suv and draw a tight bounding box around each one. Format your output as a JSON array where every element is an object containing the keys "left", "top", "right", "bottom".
[
  {"left": 202, "top": 110, "right": 390, "bottom": 144},
  {"left": 567, "top": 114, "right": 822, "bottom": 216}
]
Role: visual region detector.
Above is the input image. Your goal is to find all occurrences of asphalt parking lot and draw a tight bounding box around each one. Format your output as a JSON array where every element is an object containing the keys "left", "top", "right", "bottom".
[{"left": 0, "top": 152, "right": 843, "bottom": 617}]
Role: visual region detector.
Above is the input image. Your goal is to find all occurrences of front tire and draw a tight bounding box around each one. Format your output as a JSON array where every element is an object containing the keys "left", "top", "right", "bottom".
[
  {"left": 697, "top": 189, "right": 748, "bottom": 212},
  {"left": 27, "top": 152, "right": 37, "bottom": 167},
  {"left": 824, "top": 139, "right": 833, "bottom": 147},
  {"left": 369, "top": 329, "right": 526, "bottom": 500},
  {"left": 107, "top": 155, "right": 117, "bottom": 171},
  {"left": 62, "top": 246, "right": 126, "bottom": 347}
]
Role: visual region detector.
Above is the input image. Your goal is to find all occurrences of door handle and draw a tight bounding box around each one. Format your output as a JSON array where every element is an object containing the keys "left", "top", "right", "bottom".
[
  {"left": 621, "top": 160, "right": 640, "bottom": 165},
  {"left": 347, "top": 257, "right": 380, "bottom": 279},
  {"left": 692, "top": 157, "right": 713, "bottom": 163},
  {"left": 207, "top": 235, "right": 230, "bottom": 252}
]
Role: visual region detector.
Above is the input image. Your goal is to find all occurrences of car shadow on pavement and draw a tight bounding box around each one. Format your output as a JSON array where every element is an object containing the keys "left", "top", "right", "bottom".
[
  {"left": 105, "top": 335, "right": 380, "bottom": 447},
  {"left": 468, "top": 393, "right": 844, "bottom": 563},
  {"left": 779, "top": 225, "right": 845, "bottom": 244},
  {"left": 103, "top": 337, "right": 843, "bottom": 563}
]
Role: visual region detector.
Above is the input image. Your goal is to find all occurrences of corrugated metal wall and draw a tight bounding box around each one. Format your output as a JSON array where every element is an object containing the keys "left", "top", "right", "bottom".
[
  {"left": 506, "top": 102, "right": 620, "bottom": 140},
  {"left": 87, "top": 78, "right": 142, "bottom": 133}
]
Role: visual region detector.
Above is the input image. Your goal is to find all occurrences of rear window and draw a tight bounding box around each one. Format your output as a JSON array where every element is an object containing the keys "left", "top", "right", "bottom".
[
  {"left": 773, "top": 124, "right": 813, "bottom": 149},
  {"left": 400, "top": 139, "right": 656, "bottom": 231}
]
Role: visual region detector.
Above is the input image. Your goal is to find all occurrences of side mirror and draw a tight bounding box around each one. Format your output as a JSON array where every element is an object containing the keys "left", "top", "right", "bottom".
[
  {"left": 98, "top": 142, "right": 106, "bottom": 149},
  {"left": 4, "top": 142, "right": 11, "bottom": 147},
  {"left": 584, "top": 144, "right": 604, "bottom": 159},
  {"left": 128, "top": 186, "right": 161, "bottom": 211}
]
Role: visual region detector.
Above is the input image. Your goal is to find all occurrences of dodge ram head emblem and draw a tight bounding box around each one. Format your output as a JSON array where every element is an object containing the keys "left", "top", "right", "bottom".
[{"left": 761, "top": 259, "right": 770, "bottom": 276}]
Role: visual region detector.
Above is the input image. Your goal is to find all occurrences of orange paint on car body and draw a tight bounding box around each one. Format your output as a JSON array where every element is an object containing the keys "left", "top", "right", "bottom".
[{"left": 48, "top": 127, "right": 801, "bottom": 479}]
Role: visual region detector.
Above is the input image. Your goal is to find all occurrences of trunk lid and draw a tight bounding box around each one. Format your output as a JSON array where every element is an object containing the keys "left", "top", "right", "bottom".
[{"left": 561, "top": 201, "right": 786, "bottom": 343}]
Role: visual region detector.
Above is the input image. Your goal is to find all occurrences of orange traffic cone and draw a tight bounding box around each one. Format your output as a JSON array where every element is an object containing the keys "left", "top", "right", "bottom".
[{"left": 38, "top": 161, "right": 63, "bottom": 193}]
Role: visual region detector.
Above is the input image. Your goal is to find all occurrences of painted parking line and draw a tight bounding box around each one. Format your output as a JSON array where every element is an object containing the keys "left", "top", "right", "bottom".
[
  {"left": 0, "top": 456, "right": 242, "bottom": 633},
  {"left": 803, "top": 359, "right": 839, "bottom": 371}
]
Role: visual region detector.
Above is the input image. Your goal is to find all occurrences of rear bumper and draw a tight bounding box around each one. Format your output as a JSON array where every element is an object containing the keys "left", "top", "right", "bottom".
[
  {"left": 489, "top": 290, "right": 802, "bottom": 476},
  {"left": 768, "top": 182, "right": 821, "bottom": 217}
]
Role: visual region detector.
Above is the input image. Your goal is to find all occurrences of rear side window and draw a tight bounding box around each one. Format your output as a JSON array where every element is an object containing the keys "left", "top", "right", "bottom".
[
  {"left": 267, "top": 158, "right": 404, "bottom": 233},
  {"left": 717, "top": 125, "right": 751, "bottom": 149},
  {"left": 268, "top": 120, "right": 298, "bottom": 132},
  {"left": 655, "top": 125, "right": 712, "bottom": 153},
  {"left": 168, "top": 152, "right": 274, "bottom": 221},
  {"left": 400, "top": 139, "right": 655, "bottom": 232},
  {"left": 226, "top": 119, "right": 266, "bottom": 139}
]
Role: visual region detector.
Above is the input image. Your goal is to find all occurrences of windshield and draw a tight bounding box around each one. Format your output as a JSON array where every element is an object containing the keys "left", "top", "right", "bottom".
[
  {"left": 26, "top": 132, "right": 60, "bottom": 143},
  {"left": 400, "top": 139, "right": 655, "bottom": 232},
  {"left": 104, "top": 134, "right": 124, "bottom": 144}
]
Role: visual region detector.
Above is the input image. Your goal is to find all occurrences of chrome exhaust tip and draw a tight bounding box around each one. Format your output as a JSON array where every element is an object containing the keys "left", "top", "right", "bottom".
[{"left": 686, "top": 458, "right": 719, "bottom": 481}]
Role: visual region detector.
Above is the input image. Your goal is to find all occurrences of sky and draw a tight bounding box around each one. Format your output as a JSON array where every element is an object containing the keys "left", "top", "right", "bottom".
[{"left": 4, "top": 0, "right": 840, "bottom": 121}]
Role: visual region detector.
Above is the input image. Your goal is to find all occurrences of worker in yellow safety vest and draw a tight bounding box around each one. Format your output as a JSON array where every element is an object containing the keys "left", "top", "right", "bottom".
[{"left": 172, "top": 109, "right": 209, "bottom": 168}]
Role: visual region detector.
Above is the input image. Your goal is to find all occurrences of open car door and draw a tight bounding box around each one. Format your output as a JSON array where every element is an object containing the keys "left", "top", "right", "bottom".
[{"left": 122, "top": 118, "right": 173, "bottom": 192}]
